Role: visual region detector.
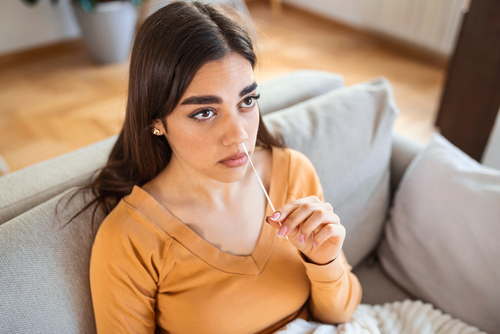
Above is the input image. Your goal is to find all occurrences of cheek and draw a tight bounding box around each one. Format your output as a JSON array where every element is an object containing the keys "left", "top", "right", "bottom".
[
  {"left": 167, "top": 124, "right": 202, "bottom": 153},
  {"left": 176, "top": 127, "right": 217, "bottom": 165},
  {"left": 178, "top": 129, "right": 210, "bottom": 152}
]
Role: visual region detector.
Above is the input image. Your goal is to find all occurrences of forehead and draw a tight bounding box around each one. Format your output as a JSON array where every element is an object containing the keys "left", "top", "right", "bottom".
[{"left": 182, "top": 53, "right": 255, "bottom": 97}]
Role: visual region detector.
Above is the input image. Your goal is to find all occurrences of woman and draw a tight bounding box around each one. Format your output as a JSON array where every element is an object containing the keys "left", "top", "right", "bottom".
[{"left": 71, "top": 1, "right": 362, "bottom": 333}]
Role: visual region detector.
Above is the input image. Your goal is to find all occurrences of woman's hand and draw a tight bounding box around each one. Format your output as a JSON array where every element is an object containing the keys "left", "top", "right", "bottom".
[{"left": 265, "top": 196, "right": 345, "bottom": 265}]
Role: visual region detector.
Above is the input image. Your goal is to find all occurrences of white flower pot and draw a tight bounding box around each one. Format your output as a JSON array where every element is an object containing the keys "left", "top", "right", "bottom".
[{"left": 72, "top": 1, "right": 139, "bottom": 64}]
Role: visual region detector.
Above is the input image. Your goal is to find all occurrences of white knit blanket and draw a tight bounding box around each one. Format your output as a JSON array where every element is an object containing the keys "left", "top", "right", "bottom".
[{"left": 276, "top": 299, "right": 486, "bottom": 334}]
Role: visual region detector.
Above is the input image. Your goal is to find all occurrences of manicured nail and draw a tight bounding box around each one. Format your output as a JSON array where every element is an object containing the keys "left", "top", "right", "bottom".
[
  {"left": 312, "top": 241, "right": 317, "bottom": 248},
  {"left": 277, "top": 225, "right": 287, "bottom": 237},
  {"left": 270, "top": 212, "right": 280, "bottom": 221},
  {"left": 299, "top": 234, "right": 305, "bottom": 244}
]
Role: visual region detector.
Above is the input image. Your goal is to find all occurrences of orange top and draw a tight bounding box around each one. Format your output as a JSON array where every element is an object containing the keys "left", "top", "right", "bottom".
[{"left": 89, "top": 146, "right": 362, "bottom": 334}]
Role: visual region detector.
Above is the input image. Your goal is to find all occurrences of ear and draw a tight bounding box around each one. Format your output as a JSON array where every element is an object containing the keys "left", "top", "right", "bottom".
[{"left": 152, "top": 118, "right": 166, "bottom": 135}]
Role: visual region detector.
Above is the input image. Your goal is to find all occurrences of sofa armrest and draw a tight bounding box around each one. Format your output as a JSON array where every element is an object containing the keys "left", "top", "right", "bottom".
[
  {"left": 390, "top": 131, "right": 426, "bottom": 199},
  {"left": 0, "top": 135, "right": 118, "bottom": 225}
]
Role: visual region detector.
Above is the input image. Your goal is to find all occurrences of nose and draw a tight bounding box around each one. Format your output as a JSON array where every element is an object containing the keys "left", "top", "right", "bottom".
[{"left": 221, "top": 111, "right": 248, "bottom": 148}]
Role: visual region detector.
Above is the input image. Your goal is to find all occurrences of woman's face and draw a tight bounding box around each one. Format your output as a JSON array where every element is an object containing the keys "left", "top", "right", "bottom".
[{"left": 157, "top": 53, "right": 260, "bottom": 184}]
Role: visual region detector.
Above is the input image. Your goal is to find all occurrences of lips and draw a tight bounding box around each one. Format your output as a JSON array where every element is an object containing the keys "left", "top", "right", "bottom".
[{"left": 220, "top": 152, "right": 247, "bottom": 162}]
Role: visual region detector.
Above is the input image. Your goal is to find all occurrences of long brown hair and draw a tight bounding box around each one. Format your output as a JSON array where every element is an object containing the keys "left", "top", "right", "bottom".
[{"left": 58, "top": 1, "right": 284, "bottom": 230}]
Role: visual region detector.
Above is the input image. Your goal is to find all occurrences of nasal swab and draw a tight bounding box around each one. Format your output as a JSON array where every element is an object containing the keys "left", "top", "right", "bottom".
[{"left": 242, "top": 143, "right": 288, "bottom": 240}]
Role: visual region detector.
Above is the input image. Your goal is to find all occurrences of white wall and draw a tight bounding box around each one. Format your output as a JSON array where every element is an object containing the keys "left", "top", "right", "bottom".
[
  {"left": 283, "top": 0, "right": 467, "bottom": 56},
  {"left": 0, "top": 0, "right": 80, "bottom": 56},
  {"left": 481, "top": 107, "right": 500, "bottom": 171}
]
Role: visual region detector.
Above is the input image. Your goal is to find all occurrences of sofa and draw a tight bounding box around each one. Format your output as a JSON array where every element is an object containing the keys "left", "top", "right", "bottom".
[{"left": 1, "top": 70, "right": 497, "bottom": 333}]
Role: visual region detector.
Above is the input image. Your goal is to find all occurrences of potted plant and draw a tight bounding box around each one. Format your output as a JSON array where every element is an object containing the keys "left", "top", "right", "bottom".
[{"left": 22, "top": 0, "right": 144, "bottom": 64}]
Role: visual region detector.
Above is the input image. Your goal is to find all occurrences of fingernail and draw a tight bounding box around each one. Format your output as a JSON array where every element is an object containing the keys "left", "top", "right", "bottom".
[
  {"left": 270, "top": 212, "right": 280, "bottom": 221},
  {"left": 312, "top": 241, "right": 317, "bottom": 248},
  {"left": 299, "top": 234, "right": 305, "bottom": 244},
  {"left": 277, "top": 225, "right": 287, "bottom": 238}
]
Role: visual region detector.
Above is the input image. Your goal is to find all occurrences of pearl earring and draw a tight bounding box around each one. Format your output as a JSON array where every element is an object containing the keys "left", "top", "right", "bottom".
[{"left": 152, "top": 128, "right": 160, "bottom": 135}]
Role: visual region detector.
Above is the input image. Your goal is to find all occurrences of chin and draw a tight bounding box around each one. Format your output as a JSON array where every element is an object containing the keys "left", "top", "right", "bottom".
[{"left": 214, "top": 164, "right": 248, "bottom": 183}]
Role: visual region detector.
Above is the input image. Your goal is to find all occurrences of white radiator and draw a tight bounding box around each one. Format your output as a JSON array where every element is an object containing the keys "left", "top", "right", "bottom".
[
  {"left": 361, "top": 0, "right": 468, "bottom": 55},
  {"left": 283, "top": 0, "right": 469, "bottom": 56}
]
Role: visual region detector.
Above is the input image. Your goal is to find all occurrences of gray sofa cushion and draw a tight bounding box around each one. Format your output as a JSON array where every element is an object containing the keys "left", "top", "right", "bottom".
[
  {"left": 377, "top": 133, "right": 500, "bottom": 334},
  {"left": 0, "top": 187, "right": 104, "bottom": 334},
  {"left": 0, "top": 70, "right": 344, "bottom": 226},
  {"left": 352, "top": 255, "right": 415, "bottom": 305},
  {"left": 263, "top": 76, "right": 399, "bottom": 268}
]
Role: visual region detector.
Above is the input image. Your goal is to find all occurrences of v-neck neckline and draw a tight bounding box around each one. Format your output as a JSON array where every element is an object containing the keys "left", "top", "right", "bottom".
[{"left": 123, "top": 145, "right": 291, "bottom": 275}]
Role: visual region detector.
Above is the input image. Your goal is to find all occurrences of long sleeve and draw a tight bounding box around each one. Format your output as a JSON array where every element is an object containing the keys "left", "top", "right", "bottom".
[
  {"left": 89, "top": 202, "right": 173, "bottom": 333},
  {"left": 298, "top": 249, "right": 362, "bottom": 324},
  {"left": 288, "top": 150, "right": 363, "bottom": 324}
]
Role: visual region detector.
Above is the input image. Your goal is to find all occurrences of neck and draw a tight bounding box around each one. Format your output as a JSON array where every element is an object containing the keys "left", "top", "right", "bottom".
[{"left": 157, "top": 154, "right": 253, "bottom": 209}]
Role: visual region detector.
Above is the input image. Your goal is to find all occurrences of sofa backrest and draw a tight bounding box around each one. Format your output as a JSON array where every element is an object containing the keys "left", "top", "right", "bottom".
[{"left": 390, "top": 132, "right": 425, "bottom": 197}]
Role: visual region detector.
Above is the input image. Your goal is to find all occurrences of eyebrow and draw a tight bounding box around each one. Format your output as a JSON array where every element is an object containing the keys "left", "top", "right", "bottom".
[{"left": 180, "top": 82, "right": 258, "bottom": 105}]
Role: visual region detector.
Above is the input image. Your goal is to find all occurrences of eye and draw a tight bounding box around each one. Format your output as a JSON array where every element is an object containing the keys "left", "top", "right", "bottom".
[
  {"left": 240, "top": 93, "right": 260, "bottom": 108},
  {"left": 189, "top": 109, "right": 215, "bottom": 122}
]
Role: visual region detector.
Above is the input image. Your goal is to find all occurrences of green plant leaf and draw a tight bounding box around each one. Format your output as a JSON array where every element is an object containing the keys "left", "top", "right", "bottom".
[{"left": 77, "top": 0, "right": 97, "bottom": 12}]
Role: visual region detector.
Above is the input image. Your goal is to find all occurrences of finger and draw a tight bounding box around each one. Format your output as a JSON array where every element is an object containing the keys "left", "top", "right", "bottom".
[
  {"left": 313, "top": 223, "right": 346, "bottom": 248},
  {"left": 265, "top": 198, "right": 312, "bottom": 230},
  {"left": 301, "top": 210, "right": 340, "bottom": 242},
  {"left": 294, "top": 228, "right": 314, "bottom": 250},
  {"left": 268, "top": 196, "right": 322, "bottom": 225},
  {"left": 280, "top": 202, "right": 325, "bottom": 239},
  {"left": 265, "top": 217, "right": 289, "bottom": 241},
  {"left": 265, "top": 215, "right": 282, "bottom": 230}
]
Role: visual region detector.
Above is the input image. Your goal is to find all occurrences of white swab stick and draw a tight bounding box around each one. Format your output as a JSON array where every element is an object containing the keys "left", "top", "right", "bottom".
[{"left": 242, "top": 143, "right": 288, "bottom": 240}]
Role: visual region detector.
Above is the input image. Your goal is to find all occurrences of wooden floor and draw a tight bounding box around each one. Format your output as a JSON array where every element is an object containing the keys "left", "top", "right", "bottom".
[{"left": 0, "top": 0, "right": 447, "bottom": 174}]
